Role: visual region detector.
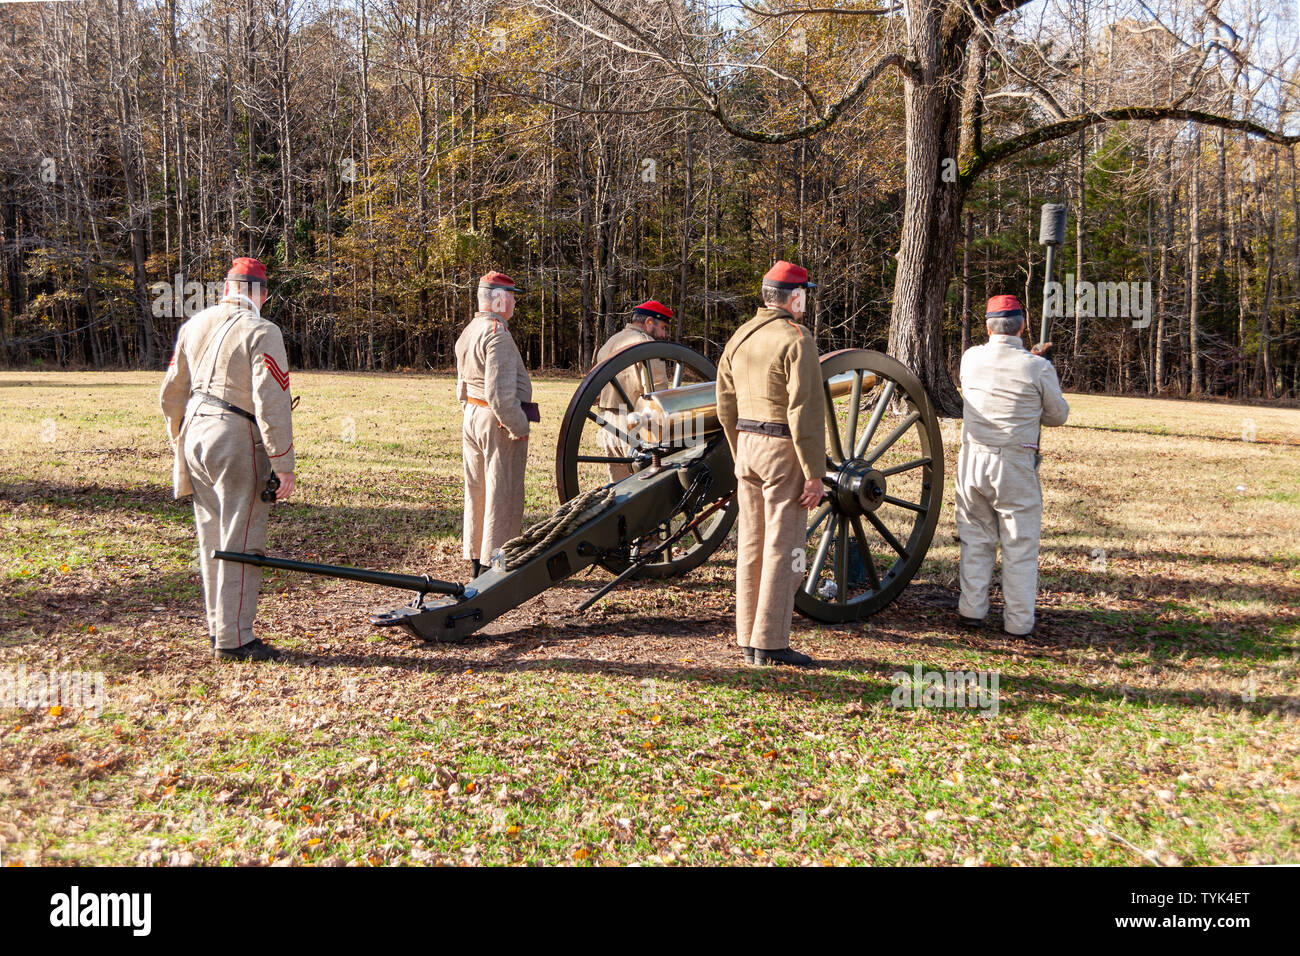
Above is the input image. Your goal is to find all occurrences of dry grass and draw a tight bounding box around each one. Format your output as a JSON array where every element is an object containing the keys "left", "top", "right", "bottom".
[{"left": 0, "top": 370, "right": 1296, "bottom": 866}]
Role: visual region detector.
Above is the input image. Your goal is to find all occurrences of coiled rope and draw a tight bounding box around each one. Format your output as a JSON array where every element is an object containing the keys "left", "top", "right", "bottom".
[{"left": 498, "top": 485, "right": 617, "bottom": 570}]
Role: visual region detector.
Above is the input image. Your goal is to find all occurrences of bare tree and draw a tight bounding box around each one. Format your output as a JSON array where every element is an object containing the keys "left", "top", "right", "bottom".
[{"left": 527, "top": 0, "right": 1300, "bottom": 412}]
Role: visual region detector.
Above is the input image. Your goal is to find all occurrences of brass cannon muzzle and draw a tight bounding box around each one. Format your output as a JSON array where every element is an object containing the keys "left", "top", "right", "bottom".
[{"left": 626, "top": 371, "right": 872, "bottom": 445}]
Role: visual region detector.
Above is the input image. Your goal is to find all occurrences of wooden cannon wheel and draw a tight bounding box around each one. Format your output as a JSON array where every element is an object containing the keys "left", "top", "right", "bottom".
[
  {"left": 554, "top": 341, "right": 738, "bottom": 580},
  {"left": 795, "top": 349, "right": 945, "bottom": 623}
]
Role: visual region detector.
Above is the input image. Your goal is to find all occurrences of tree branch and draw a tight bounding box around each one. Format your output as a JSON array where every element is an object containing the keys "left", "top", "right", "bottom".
[
  {"left": 963, "top": 106, "right": 1300, "bottom": 187},
  {"left": 709, "top": 52, "right": 906, "bottom": 143},
  {"left": 534, "top": 0, "right": 910, "bottom": 143},
  {"left": 738, "top": 1, "right": 903, "bottom": 16}
]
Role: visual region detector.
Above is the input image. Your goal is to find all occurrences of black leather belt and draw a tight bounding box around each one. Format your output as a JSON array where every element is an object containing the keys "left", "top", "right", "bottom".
[
  {"left": 193, "top": 391, "right": 256, "bottom": 422},
  {"left": 736, "top": 419, "right": 791, "bottom": 438}
]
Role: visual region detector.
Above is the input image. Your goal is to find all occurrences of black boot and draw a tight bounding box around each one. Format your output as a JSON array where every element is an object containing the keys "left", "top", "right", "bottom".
[
  {"left": 470, "top": 559, "right": 483, "bottom": 579},
  {"left": 753, "top": 646, "right": 815, "bottom": 668},
  {"left": 213, "top": 638, "right": 282, "bottom": 662},
  {"left": 742, "top": 647, "right": 755, "bottom": 665}
]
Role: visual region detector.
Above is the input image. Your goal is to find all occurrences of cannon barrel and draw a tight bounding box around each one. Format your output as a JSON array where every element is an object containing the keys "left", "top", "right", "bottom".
[
  {"left": 213, "top": 551, "right": 464, "bottom": 597},
  {"left": 626, "top": 370, "right": 871, "bottom": 444}
]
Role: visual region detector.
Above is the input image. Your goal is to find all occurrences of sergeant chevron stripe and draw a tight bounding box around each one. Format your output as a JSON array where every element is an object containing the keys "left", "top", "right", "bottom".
[{"left": 263, "top": 354, "right": 289, "bottom": 390}]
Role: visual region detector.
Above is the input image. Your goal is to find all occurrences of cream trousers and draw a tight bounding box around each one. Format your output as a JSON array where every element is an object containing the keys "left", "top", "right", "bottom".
[{"left": 955, "top": 441, "right": 1043, "bottom": 635}]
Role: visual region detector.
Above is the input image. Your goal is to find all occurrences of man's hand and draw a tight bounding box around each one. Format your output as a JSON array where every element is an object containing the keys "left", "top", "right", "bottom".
[
  {"left": 1030, "top": 341, "right": 1054, "bottom": 359},
  {"left": 275, "top": 472, "right": 296, "bottom": 500},
  {"left": 799, "top": 478, "right": 825, "bottom": 509}
]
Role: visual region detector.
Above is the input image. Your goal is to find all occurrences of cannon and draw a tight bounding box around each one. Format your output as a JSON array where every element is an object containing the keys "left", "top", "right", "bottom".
[{"left": 216, "top": 342, "right": 943, "bottom": 642}]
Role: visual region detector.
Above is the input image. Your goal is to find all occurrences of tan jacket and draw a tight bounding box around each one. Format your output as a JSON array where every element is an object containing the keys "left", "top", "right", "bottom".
[
  {"left": 959, "top": 334, "right": 1069, "bottom": 450},
  {"left": 716, "top": 307, "right": 825, "bottom": 480},
  {"left": 159, "top": 297, "right": 296, "bottom": 498},
  {"left": 455, "top": 311, "right": 533, "bottom": 440},
  {"left": 593, "top": 324, "right": 667, "bottom": 410}
]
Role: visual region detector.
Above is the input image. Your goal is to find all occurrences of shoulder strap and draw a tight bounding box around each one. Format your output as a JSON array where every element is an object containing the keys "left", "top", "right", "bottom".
[
  {"left": 198, "top": 312, "right": 245, "bottom": 393},
  {"left": 723, "top": 314, "right": 785, "bottom": 366},
  {"left": 195, "top": 298, "right": 259, "bottom": 394}
]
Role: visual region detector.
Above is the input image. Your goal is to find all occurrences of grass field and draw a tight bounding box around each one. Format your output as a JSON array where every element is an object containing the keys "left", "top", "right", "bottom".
[{"left": 1, "top": 370, "right": 1297, "bottom": 866}]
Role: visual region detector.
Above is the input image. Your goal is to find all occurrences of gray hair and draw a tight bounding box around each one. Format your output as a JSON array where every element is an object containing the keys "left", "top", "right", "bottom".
[
  {"left": 225, "top": 277, "right": 266, "bottom": 298},
  {"left": 761, "top": 284, "right": 796, "bottom": 308},
  {"left": 986, "top": 314, "right": 1023, "bottom": 336},
  {"left": 478, "top": 286, "right": 510, "bottom": 312}
]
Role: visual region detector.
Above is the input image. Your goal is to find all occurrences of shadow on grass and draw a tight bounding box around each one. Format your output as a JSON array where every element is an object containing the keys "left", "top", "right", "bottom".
[
  {"left": 269, "top": 635, "right": 1296, "bottom": 721},
  {"left": 7, "top": 482, "right": 1297, "bottom": 702}
]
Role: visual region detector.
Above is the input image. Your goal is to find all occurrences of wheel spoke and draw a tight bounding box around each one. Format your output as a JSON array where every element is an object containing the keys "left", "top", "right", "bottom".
[
  {"left": 671, "top": 360, "right": 684, "bottom": 388},
  {"left": 586, "top": 408, "right": 638, "bottom": 449},
  {"left": 866, "top": 511, "right": 909, "bottom": 558},
  {"left": 853, "top": 380, "right": 895, "bottom": 458},
  {"left": 884, "top": 495, "right": 927, "bottom": 514},
  {"left": 609, "top": 376, "right": 634, "bottom": 412},
  {"left": 881, "top": 456, "right": 930, "bottom": 477},
  {"left": 849, "top": 515, "right": 881, "bottom": 591},
  {"left": 864, "top": 410, "right": 920, "bottom": 465},
  {"left": 640, "top": 361, "right": 659, "bottom": 395},
  {"left": 823, "top": 382, "right": 846, "bottom": 464},
  {"left": 804, "top": 514, "right": 837, "bottom": 594},
  {"left": 806, "top": 501, "right": 831, "bottom": 539},
  {"left": 834, "top": 521, "right": 848, "bottom": 602},
  {"left": 845, "top": 370, "right": 863, "bottom": 458}
]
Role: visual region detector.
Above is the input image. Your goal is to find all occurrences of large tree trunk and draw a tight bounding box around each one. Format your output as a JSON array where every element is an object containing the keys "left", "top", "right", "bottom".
[{"left": 886, "top": 0, "right": 971, "bottom": 417}]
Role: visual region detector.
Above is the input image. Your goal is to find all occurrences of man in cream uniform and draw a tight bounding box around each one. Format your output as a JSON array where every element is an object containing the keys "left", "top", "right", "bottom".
[
  {"left": 456, "top": 271, "right": 533, "bottom": 579},
  {"left": 956, "top": 294, "right": 1070, "bottom": 637},
  {"left": 592, "top": 300, "right": 672, "bottom": 482},
  {"left": 159, "top": 257, "right": 296, "bottom": 661}
]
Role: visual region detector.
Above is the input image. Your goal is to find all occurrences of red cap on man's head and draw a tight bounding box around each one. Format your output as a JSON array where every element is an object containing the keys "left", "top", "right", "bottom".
[
  {"left": 762, "top": 260, "right": 816, "bottom": 290},
  {"left": 227, "top": 257, "right": 267, "bottom": 283},
  {"left": 479, "top": 270, "right": 524, "bottom": 293},
  {"left": 986, "top": 294, "right": 1024, "bottom": 318},
  {"left": 633, "top": 300, "right": 673, "bottom": 321}
]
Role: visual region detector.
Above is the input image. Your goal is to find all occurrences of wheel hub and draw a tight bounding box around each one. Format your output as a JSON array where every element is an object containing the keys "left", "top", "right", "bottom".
[{"left": 830, "top": 458, "right": 886, "bottom": 515}]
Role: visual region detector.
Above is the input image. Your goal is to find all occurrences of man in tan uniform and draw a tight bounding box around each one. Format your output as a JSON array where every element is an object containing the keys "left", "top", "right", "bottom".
[
  {"left": 717, "top": 261, "right": 825, "bottom": 667},
  {"left": 456, "top": 271, "right": 534, "bottom": 579},
  {"left": 159, "top": 257, "right": 296, "bottom": 661},
  {"left": 957, "top": 294, "right": 1069, "bottom": 637},
  {"left": 592, "top": 300, "right": 672, "bottom": 482}
]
